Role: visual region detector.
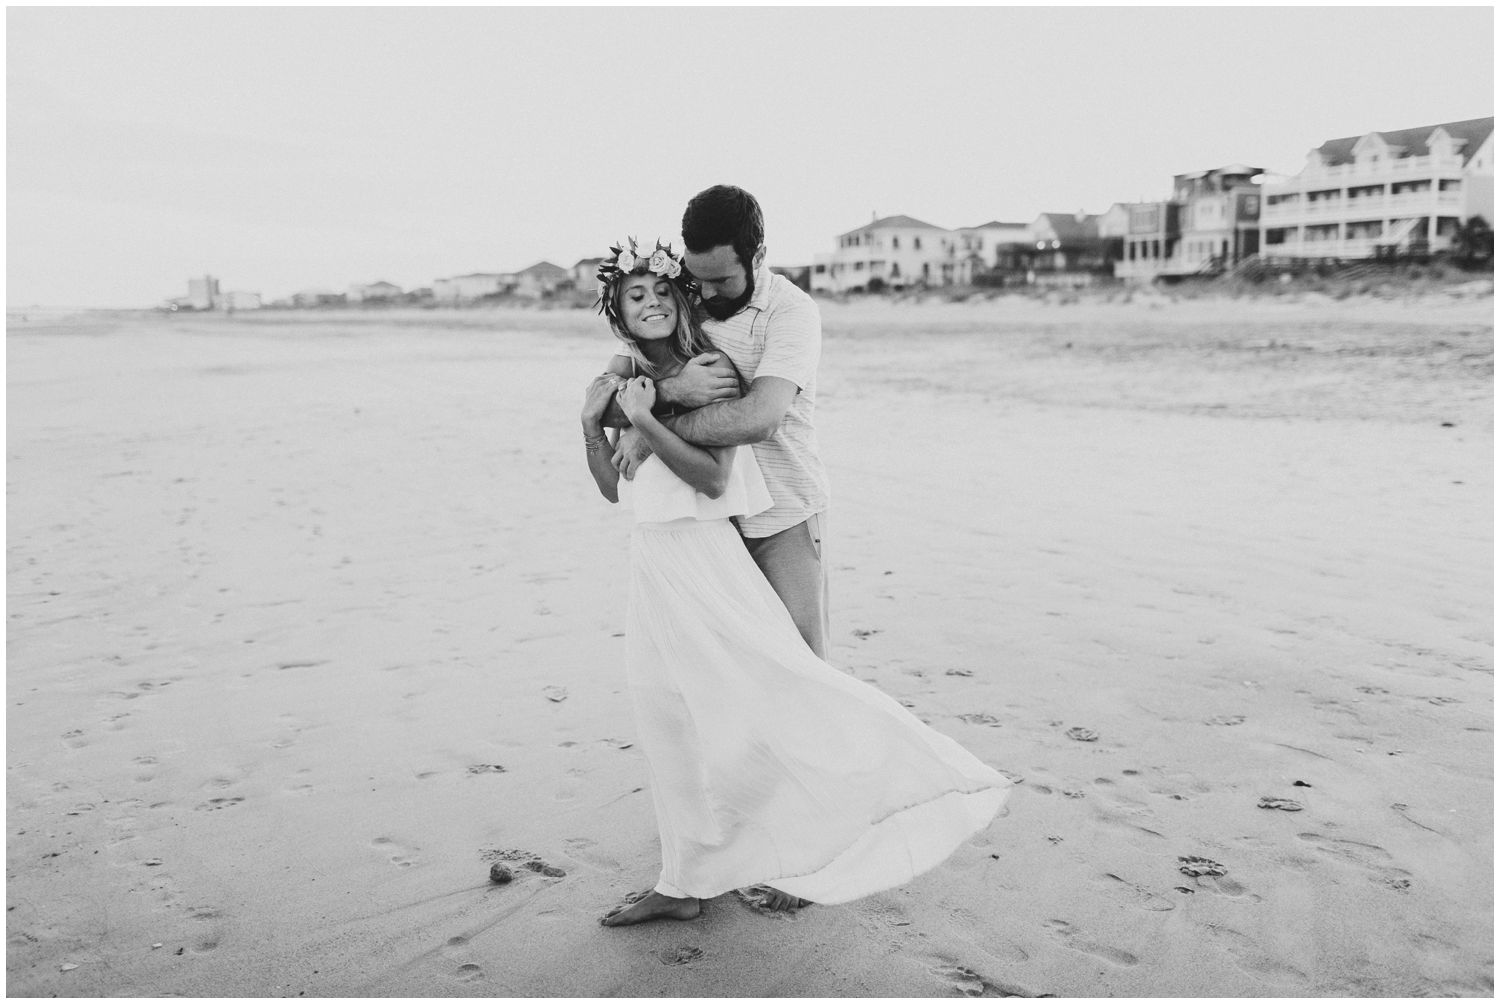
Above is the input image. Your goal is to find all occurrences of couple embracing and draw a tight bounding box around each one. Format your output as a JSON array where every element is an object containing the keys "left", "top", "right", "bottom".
[{"left": 580, "top": 185, "right": 1012, "bottom": 926}]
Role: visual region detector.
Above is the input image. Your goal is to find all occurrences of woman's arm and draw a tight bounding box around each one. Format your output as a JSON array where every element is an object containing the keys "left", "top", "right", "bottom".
[
  {"left": 595, "top": 354, "right": 638, "bottom": 429},
  {"left": 616, "top": 377, "right": 736, "bottom": 499},
  {"left": 581, "top": 372, "right": 624, "bottom": 503}
]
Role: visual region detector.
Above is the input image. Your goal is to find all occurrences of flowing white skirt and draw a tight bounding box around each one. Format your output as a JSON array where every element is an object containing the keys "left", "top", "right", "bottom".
[{"left": 626, "top": 516, "right": 1012, "bottom": 905}]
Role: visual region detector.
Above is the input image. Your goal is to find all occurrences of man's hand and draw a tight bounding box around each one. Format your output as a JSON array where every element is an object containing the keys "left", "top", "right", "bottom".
[
  {"left": 659, "top": 352, "right": 739, "bottom": 408},
  {"left": 612, "top": 425, "right": 654, "bottom": 481}
]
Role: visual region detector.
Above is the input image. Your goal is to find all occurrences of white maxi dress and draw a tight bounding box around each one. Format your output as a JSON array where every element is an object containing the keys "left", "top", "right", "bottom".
[{"left": 618, "top": 446, "right": 1012, "bottom": 905}]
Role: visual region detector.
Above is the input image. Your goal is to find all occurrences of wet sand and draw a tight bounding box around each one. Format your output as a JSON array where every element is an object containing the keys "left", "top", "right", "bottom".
[{"left": 6, "top": 293, "right": 1492, "bottom": 997}]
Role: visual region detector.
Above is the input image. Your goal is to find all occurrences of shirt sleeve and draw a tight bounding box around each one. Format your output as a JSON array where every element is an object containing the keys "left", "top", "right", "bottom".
[{"left": 750, "top": 288, "right": 821, "bottom": 390}]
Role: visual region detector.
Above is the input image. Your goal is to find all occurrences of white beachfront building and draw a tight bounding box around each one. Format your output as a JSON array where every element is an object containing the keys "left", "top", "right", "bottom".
[
  {"left": 1259, "top": 116, "right": 1494, "bottom": 260},
  {"left": 811, "top": 215, "right": 955, "bottom": 293},
  {"left": 953, "top": 221, "right": 1032, "bottom": 283},
  {"left": 432, "top": 273, "right": 515, "bottom": 305},
  {"left": 348, "top": 280, "right": 403, "bottom": 303}
]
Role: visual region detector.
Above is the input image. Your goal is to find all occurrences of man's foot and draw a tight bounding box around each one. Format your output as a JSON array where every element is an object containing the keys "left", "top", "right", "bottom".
[
  {"left": 736, "top": 885, "right": 812, "bottom": 912},
  {"left": 599, "top": 889, "right": 701, "bottom": 927}
]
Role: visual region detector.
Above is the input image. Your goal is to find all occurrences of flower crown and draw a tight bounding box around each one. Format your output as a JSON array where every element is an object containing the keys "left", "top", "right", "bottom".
[{"left": 595, "top": 237, "right": 685, "bottom": 330}]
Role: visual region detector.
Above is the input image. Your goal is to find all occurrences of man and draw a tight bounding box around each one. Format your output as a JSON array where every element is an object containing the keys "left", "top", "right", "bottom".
[{"left": 607, "top": 184, "right": 831, "bottom": 659}]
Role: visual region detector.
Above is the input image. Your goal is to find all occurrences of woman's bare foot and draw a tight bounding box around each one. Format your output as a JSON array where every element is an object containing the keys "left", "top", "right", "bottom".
[{"left": 599, "top": 890, "right": 701, "bottom": 927}]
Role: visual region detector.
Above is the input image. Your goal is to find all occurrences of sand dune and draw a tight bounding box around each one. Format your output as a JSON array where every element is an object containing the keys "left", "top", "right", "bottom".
[{"left": 7, "top": 295, "right": 1492, "bottom": 997}]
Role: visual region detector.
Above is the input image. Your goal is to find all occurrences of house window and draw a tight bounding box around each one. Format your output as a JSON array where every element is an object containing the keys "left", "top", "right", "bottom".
[
  {"left": 891, "top": 236, "right": 900, "bottom": 249},
  {"left": 1440, "top": 179, "right": 1462, "bottom": 191},
  {"left": 913, "top": 237, "right": 922, "bottom": 250}
]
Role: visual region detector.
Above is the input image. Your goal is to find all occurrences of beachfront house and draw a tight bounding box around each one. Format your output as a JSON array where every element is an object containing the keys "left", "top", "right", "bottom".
[
  {"left": 291, "top": 288, "right": 345, "bottom": 308},
  {"left": 221, "top": 291, "right": 262, "bottom": 311},
  {"left": 811, "top": 214, "right": 954, "bottom": 293},
  {"left": 1259, "top": 116, "right": 1495, "bottom": 261},
  {"left": 348, "top": 280, "right": 403, "bottom": 303},
  {"left": 1117, "top": 165, "right": 1264, "bottom": 282},
  {"left": 187, "top": 275, "right": 220, "bottom": 310},
  {"left": 571, "top": 258, "right": 605, "bottom": 291},
  {"left": 953, "top": 221, "right": 1032, "bottom": 284},
  {"left": 1024, "top": 212, "right": 1112, "bottom": 286},
  {"left": 433, "top": 273, "right": 515, "bottom": 305},
  {"left": 513, "top": 261, "right": 571, "bottom": 300}
]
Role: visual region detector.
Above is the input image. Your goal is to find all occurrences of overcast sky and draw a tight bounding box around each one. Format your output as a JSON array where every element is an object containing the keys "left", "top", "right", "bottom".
[{"left": 7, "top": 6, "right": 1494, "bottom": 307}]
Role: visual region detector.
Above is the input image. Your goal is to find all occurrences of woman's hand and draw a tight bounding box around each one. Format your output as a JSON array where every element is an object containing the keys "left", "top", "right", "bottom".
[
  {"left": 582, "top": 372, "right": 625, "bottom": 429},
  {"left": 617, "top": 376, "right": 657, "bottom": 424}
]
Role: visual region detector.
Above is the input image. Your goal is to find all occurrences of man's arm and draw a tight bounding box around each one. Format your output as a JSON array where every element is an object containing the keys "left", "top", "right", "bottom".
[
  {"left": 662, "top": 375, "right": 799, "bottom": 447},
  {"left": 598, "top": 352, "right": 739, "bottom": 428}
]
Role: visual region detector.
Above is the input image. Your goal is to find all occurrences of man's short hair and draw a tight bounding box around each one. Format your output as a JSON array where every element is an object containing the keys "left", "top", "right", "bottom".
[{"left": 682, "top": 185, "right": 764, "bottom": 269}]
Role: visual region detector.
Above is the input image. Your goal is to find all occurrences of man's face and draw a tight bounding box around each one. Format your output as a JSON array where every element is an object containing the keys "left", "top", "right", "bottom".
[{"left": 686, "top": 244, "right": 763, "bottom": 321}]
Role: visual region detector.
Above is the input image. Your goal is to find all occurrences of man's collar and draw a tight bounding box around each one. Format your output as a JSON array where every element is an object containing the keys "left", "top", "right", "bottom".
[{"left": 746, "top": 261, "right": 774, "bottom": 313}]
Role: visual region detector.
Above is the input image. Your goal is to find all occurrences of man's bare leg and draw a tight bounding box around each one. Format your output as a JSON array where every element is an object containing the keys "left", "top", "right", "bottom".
[{"left": 599, "top": 889, "right": 701, "bottom": 927}]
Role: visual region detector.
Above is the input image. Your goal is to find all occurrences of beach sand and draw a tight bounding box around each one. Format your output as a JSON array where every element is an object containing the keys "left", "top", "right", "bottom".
[{"left": 6, "top": 293, "right": 1492, "bottom": 997}]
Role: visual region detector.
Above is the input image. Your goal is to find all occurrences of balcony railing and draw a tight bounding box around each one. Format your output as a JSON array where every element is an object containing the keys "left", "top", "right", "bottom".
[
  {"left": 1261, "top": 189, "right": 1464, "bottom": 222},
  {"left": 1263, "top": 154, "right": 1467, "bottom": 194}
]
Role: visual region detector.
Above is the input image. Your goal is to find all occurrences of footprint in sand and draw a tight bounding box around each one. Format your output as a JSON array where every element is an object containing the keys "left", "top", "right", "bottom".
[
  {"left": 480, "top": 848, "right": 565, "bottom": 877},
  {"left": 563, "top": 837, "right": 619, "bottom": 871},
  {"left": 1295, "top": 832, "right": 1411, "bottom": 890},
  {"left": 958, "top": 713, "right": 1001, "bottom": 727},
  {"left": 658, "top": 945, "right": 704, "bottom": 966},
  {"left": 456, "top": 963, "right": 485, "bottom": 983},
  {"left": 1043, "top": 919, "right": 1139, "bottom": 967},
  {"left": 1203, "top": 924, "right": 1308, "bottom": 986},
  {"left": 61, "top": 729, "right": 87, "bottom": 749},
  {"left": 194, "top": 797, "right": 244, "bottom": 812},
  {"left": 373, "top": 836, "right": 420, "bottom": 868},
  {"left": 1257, "top": 796, "right": 1304, "bottom": 812},
  {"left": 929, "top": 962, "right": 1032, "bottom": 997},
  {"left": 1177, "top": 856, "right": 1248, "bottom": 897},
  {"left": 465, "top": 764, "right": 507, "bottom": 775},
  {"left": 1065, "top": 727, "right": 1099, "bottom": 742},
  {"left": 1097, "top": 872, "right": 1176, "bottom": 912},
  {"left": 1204, "top": 714, "right": 1245, "bottom": 726}
]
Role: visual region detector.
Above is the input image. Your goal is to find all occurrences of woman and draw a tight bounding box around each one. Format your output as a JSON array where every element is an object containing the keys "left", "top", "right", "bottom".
[{"left": 581, "top": 238, "right": 1013, "bottom": 927}]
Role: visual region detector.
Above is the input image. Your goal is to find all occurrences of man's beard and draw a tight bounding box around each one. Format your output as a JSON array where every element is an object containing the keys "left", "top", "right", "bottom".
[{"left": 700, "top": 268, "right": 755, "bottom": 321}]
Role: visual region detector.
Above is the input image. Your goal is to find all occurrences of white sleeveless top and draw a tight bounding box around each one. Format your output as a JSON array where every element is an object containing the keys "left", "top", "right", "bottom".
[{"left": 619, "top": 446, "right": 772, "bottom": 525}]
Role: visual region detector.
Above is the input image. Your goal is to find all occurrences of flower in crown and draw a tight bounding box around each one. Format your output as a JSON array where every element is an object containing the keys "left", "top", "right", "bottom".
[{"left": 594, "top": 237, "right": 687, "bottom": 327}]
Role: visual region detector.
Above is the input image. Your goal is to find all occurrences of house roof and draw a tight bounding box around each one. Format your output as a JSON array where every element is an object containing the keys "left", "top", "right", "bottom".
[
  {"left": 572, "top": 257, "right": 605, "bottom": 269},
  {"left": 1315, "top": 116, "right": 1493, "bottom": 166},
  {"left": 1036, "top": 213, "right": 1100, "bottom": 240},
  {"left": 966, "top": 220, "right": 1030, "bottom": 230},
  {"left": 838, "top": 214, "right": 947, "bottom": 238},
  {"left": 518, "top": 261, "right": 569, "bottom": 279}
]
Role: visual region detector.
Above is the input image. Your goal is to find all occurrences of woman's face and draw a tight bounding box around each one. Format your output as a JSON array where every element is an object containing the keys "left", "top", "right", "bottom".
[{"left": 618, "top": 273, "right": 677, "bottom": 341}]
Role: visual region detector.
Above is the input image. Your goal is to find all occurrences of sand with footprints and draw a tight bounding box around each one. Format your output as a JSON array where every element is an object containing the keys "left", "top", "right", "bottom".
[{"left": 7, "top": 293, "right": 1491, "bottom": 996}]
